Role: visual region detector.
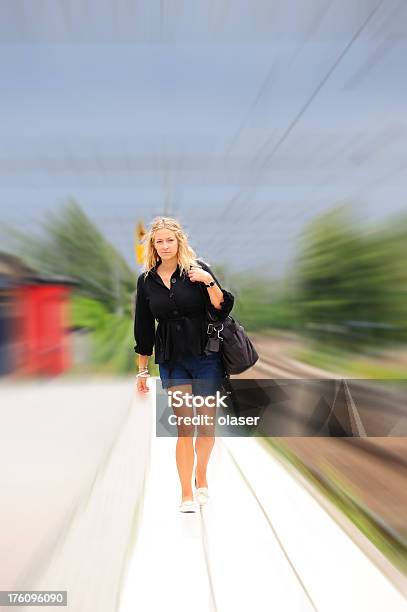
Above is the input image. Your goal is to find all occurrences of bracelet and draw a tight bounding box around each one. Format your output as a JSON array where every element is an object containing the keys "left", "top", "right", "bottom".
[{"left": 136, "top": 369, "right": 149, "bottom": 378}]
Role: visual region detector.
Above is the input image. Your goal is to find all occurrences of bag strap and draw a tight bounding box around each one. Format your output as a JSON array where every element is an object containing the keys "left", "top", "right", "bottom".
[{"left": 197, "top": 281, "right": 224, "bottom": 335}]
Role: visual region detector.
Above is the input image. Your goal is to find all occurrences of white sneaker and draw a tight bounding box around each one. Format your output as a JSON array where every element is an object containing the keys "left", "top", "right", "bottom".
[
  {"left": 195, "top": 487, "right": 209, "bottom": 506},
  {"left": 179, "top": 500, "right": 198, "bottom": 513}
]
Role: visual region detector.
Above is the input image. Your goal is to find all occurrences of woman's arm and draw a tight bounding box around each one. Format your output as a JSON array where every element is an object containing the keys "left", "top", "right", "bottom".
[
  {"left": 189, "top": 261, "right": 235, "bottom": 320},
  {"left": 203, "top": 275, "right": 224, "bottom": 310},
  {"left": 138, "top": 354, "right": 150, "bottom": 371},
  {"left": 134, "top": 274, "right": 155, "bottom": 366}
]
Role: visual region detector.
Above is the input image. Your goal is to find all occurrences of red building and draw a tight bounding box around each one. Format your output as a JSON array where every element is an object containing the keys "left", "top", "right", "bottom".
[{"left": 0, "top": 253, "right": 78, "bottom": 377}]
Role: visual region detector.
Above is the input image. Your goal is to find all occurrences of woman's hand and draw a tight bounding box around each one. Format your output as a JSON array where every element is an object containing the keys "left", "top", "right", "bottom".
[
  {"left": 188, "top": 266, "right": 212, "bottom": 284},
  {"left": 136, "top": 372, "right": 150, "bottom": 394}
]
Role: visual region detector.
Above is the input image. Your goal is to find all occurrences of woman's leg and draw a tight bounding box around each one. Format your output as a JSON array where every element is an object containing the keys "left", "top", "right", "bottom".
[
  {"left": 193, "top": 353, "right": 224, "bottom": 489},
  {"left": 194, "top": 401, "right": 216, "bottom": 488},
  {"left": 168, "top": 383, "right": 195, "bottom": 502}
]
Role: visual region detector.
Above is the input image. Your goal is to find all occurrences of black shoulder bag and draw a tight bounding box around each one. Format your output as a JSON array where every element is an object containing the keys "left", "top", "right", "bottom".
[{"left": 199, "top": 283, "right": 259, "bottom": 376}]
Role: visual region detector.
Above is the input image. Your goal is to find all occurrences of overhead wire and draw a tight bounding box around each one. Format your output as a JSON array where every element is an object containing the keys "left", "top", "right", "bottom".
[{"left": 218, "top": 0, "right": 386, "bottom": 225}]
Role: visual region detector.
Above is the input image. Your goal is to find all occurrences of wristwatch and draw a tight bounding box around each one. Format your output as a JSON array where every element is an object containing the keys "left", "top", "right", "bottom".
[{"left": 205, "top": 278, "right": 215, "bottom": 287}]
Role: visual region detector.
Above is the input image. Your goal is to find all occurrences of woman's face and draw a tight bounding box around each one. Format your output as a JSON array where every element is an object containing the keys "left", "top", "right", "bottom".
[{"left": 153, "top": 228, "right": 178, "bottom": 261}]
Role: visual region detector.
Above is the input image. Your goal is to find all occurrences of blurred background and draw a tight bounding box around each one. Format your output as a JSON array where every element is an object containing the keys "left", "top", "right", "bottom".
[{"left": 0, "top": 0, "right": 406, "bottom": 602}]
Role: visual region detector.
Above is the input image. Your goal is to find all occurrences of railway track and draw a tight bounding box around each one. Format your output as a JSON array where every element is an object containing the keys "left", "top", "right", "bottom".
[{"left": 242, "top": 336, "right": 407, "bottom": 543}]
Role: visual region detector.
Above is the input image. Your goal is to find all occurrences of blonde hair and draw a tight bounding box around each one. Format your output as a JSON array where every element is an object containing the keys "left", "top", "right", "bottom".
[{"left": 143, "top": 217, "right": 200, "bottom": 278}]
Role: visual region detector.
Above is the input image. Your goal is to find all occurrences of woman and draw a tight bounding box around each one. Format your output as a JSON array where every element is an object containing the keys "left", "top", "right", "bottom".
[{"left": 134, "top": 216, "right": 234, "bottom": 513}]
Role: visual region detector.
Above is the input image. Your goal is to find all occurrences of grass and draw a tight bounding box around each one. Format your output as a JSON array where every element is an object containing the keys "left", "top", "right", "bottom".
[{"left": 291, "top": 345, "right": 407, "bottom": 379}]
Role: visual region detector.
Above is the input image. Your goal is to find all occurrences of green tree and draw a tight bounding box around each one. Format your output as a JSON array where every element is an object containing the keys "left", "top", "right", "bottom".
[{"left": 293, "top": 206, "right": 406, "bottom": 348}]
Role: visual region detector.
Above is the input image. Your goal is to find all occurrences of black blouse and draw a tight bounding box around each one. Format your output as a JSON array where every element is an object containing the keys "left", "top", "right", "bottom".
[{"left": 133, "top": 259, "right": 234, "bottom": 364}]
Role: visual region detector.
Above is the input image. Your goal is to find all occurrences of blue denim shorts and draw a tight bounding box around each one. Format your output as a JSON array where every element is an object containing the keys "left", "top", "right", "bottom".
[{"left": 159, "top": 351, "right": 224, "bottom": 396}]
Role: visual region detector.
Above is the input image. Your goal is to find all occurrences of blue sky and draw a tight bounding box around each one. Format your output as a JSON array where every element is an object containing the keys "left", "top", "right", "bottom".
[{"left": 1, "top": 1, "right": 406, "bottom": 277}]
